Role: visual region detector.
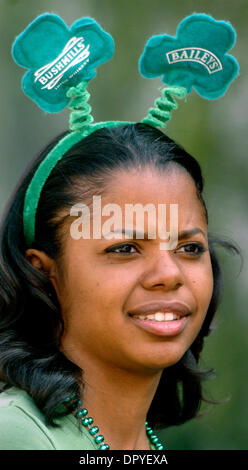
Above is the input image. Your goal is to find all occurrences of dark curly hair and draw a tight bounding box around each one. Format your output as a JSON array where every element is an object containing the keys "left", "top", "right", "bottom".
[{"left": 0, "top": 123, "right": 242, "bottom": 430}]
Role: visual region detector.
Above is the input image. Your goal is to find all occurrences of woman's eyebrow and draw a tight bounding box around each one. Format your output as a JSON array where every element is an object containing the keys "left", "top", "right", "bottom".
[
  {"left": 104, "top": 227, "right": 207, "bottom": 240},
  {"left": 178, "top": 228, "right": 207, "bottom": 240}
]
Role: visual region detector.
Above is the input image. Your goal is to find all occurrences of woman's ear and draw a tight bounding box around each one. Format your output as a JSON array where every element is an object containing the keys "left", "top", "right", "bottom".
[
  {"left": 25, "top": 248, "right": 60, "bottom": 298},
  {"left": 25, "top": 248, "right": 55, "bottom": 272}
]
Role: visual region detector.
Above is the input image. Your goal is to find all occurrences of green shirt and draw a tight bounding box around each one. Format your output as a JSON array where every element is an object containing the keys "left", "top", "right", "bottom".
[{"left": 0, "top": 386, "right": 156, "bottom": 450}]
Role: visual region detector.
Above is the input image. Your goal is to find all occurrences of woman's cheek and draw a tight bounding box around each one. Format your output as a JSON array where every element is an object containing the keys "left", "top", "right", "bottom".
[{"left": 191, "top": 255, "right": 213, "bottom": 297}]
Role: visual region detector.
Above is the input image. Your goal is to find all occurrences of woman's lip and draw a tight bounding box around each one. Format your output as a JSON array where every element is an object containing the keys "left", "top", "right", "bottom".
[{"left": 129, "top": 315, "right": 189, "bottom": 337}]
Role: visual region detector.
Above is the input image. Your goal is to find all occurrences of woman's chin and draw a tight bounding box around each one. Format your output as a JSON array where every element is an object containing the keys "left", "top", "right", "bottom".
[{"left": 128, "top": 348, "right": 187, "bottom": 372}]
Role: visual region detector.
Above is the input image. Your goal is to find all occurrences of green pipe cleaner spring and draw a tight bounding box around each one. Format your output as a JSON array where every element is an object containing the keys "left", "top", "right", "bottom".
[
  {"left": 66, "top": 81, "right": 94, "bottom": 133},
  {"left": 141, "top": 86, "right": 187, "bottom": 129}
]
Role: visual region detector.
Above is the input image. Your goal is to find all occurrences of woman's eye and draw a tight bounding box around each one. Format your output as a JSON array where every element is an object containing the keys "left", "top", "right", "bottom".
[
  {"left": 106, "top": 243, "right": 139, "bottom": 255},
  {"left": 105, "top": 242, "right": 206, "bottom": 257},
  {"left": 177, "top": 243, "right": 206, "bottom": 256}
]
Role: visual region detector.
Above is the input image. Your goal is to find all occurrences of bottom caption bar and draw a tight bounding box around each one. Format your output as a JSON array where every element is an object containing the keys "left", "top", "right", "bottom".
[{"left": 0, "top": 450, "right": 246, "bottom": 465}]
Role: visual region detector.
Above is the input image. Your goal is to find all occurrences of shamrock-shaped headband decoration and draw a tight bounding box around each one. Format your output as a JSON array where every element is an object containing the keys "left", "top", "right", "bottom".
[
  {"left": 139, "top": 12, "right": 239, "bottom": 99},
  {"left": 12, "top": 13, "right": 115, "bottom": 113},
  {"left": 11, "top": 12, "right": 239, "bottom": 247}
]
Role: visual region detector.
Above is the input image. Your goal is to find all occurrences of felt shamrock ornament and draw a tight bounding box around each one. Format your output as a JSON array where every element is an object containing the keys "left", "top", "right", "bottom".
[
  {"left": 139, "top": 13, "right": 239, "bottom": 99},
  {"left": 12, "top": 13, "right": 114, "bottom": 113}
]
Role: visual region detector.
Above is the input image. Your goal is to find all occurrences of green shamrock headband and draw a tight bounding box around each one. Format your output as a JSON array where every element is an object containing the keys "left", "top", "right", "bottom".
[{"left": 12, "top": 12, "right": 239, "bottom": 247}]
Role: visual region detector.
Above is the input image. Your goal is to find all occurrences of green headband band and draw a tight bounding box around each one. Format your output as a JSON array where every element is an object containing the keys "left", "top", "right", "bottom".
[{"left": 12, "top": 12, "right": 239, "bottom": 247}]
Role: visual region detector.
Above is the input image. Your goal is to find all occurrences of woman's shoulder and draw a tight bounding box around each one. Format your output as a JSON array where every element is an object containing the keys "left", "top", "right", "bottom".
[
  {"left": 0, "top": 386, "right": 56, "bottom": 449},
  {"left": 0, "top": 385, "right": 98, "bottom": 450},
  {"left": 0, "top": 385, "right": 46, "bottom": 418}
]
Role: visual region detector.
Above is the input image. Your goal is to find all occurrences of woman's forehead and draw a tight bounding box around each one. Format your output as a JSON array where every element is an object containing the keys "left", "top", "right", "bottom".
[
  {"left": 102, "top": 166, "right": 202, "bottom": 209},
  {"left": 63, "top": 166, "right": 208, "bottom": 252}
]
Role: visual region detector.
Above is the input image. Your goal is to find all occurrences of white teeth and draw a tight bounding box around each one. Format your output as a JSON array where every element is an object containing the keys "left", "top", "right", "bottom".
[
  {"left": 132, "top": 311, "right": 181, "bottom": 321},
  {"left": 154, "top": 312, "right": 165, "bottom": 321},
  {"left": 163, "top": 312, "right": 176, "bottom": 321}
]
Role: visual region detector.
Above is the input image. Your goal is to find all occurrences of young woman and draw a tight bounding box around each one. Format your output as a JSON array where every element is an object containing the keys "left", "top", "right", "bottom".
[{"left": 0, "top": 123, "right": 241, "bottom": 450}]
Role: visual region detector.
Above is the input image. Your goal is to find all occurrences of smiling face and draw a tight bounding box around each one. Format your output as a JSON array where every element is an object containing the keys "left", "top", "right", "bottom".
[{"left": 54, "top": 164, "right": 213, "bottom": 373}]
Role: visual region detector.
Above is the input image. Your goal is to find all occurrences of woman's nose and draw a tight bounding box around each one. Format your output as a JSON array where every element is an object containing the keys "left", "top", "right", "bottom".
[{"left": 140, "top": 251, "right": 184, "bottom": 290}]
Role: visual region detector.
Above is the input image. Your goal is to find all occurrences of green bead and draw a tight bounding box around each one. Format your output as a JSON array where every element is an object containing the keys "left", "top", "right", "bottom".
[
  {"left": 151, "top": 435, "right": 159, "bottom": 443},
  {"left": 87, "top": 417, "right": 93, "bottom": 425},
  {"left": 89, "top": 426, "right": 99, "bottom": 435},
  {"left": 75, "top": 410, "right": 85, "bottom": 419},
  {"left": 155, "top": 443, "right": 164, "bottom": 450},
  {"left": 76, "top": 408, "right": 88, "bottom": 418},
  {"left": 82, "top": 418, "right": 90, "bottom": 426},
  {"left": 99, "top": 444, "right": 110, "bottom": 450},
  {"left": 145, "top": 421, "right": 148, "bottom": 426},
  {"left": 146, "top": 426, "right": 152, "bottom": 432},
  {"left": 77, "top": 400, "right": 82, "bottom": 407},
  {"left": 147, "top": 429, "right": 153, "bottom": 436},
  {"left": 95, "top": 435, "right": 104, "bottom": 444},
  {"left": 64, "top": 397, "right": 71, "bottom": 403}
]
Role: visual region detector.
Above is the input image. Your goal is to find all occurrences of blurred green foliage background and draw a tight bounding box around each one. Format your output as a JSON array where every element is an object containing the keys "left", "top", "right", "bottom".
[{"left": 0, "top": 0, "right": 247, "bottom": 450}]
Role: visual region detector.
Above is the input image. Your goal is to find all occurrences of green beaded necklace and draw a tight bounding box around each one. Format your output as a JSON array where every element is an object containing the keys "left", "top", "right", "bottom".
[{"left": 63, "top": 394, "right": 164, "bottom": 450}]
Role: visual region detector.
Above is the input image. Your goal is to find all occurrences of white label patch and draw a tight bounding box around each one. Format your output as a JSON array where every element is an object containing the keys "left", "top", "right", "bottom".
[
  {"left": 166, "top": 47, "right": 222, "bottom": 74},
  {"left": 34, "top": 37, "right": 90, "bottom": 90}
]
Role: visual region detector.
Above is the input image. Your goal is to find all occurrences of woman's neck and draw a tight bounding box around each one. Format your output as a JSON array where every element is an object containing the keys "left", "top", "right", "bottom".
[{"left": 77, "top": 359, "right": 163, "bottom": 450}]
